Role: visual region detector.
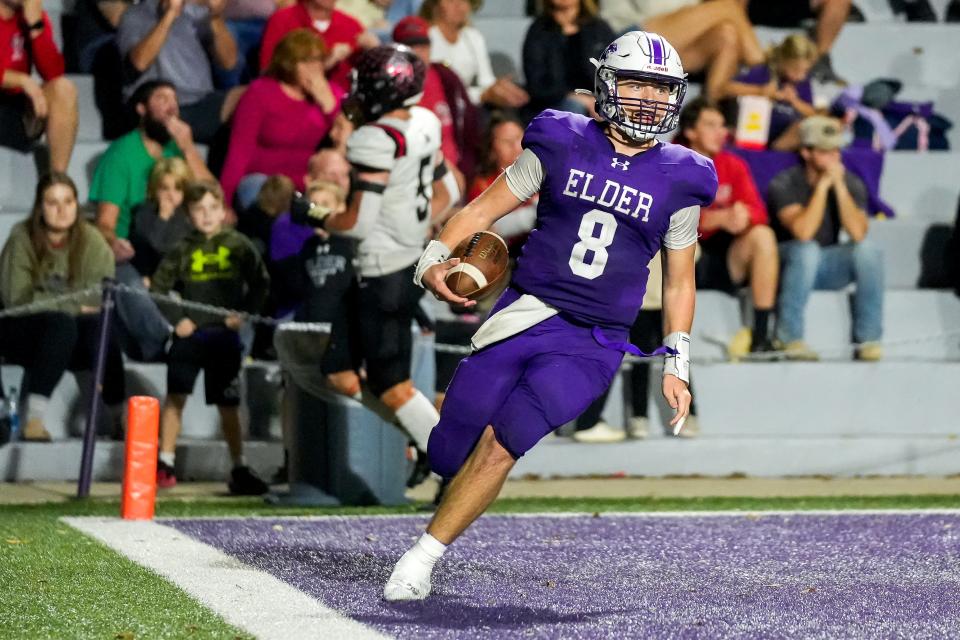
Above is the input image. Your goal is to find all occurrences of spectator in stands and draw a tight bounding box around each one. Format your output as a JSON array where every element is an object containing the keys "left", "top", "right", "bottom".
[
  {"left": 0, "top": 0, "right": 78, "bottom": 172},
  {"left": 321, "top": 111, "right": 355, "bottom": 154},
  {"left": 259, "top": 0, "right": 379, "bottom": 92},
  {"left": 89, "top": 80, "right": 214, "bottom": 361},
  {"left": 573, "top": 251, "right": 700, "bottom": 441},
  {"left": 217, "top": 0, "right": 282, "bottom": 86},
  {"left": 128, "top": 157, "right": 194, "bottom": 281},
  {"left": 599, "top": 0, "right": 766, "bottom": 100},
  {"left": 392, "top": 15, "right": 477, "bottom": 188},
  {"left": 522, "top": 0, "right": 614, "bottom": 118},
  {"left": 768, "top": 116, "right": 884, "bottom": 361},
  {"left": 0, "top": 173, "right": 126, "bottom": 442},
  {"left": 679, "top": 97, "right": 778, "bottom": 358},
  {"left": 75, "top": 0, "right": 133, "bottom": 139},
  {"left": 152, "top": 180, "right": 271, "bottom": 494},
  {"left": 724, "top": 34, "right": 818, "bottom": 151},
  {"left": 220, "top": 28, "right": 342, "bottom": 211},
  {"left": 421, "top": 0, "right": 529, "bottom": 109},
  {"left": 117, "top": 0, "right": 243, "bottom": 143},
  {"left": 741, "top": 0, "right": 853, "bottom": 81},
  {"left": 74, "top": 0, "right": 131, "bottom": 72},
  {"left": 306, "top": 147, "right": 351, "bottom": 189},
  {"left": 237, "top": 174, "right": 294, "bottom": 257}
]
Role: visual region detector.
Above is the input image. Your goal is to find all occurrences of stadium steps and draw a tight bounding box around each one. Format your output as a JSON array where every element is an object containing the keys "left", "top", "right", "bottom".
[
  {"left": 0, "top": 438, "right": 282, "bottom": 482},
  {"left": 879, "top": 152, "right": 960, "bottom": 223},
  {"left": 514, "top": 430, "right": 960, "bottom": 478},
  {"left": 0, "top": 142, "right": 107, "bottom": 208}
]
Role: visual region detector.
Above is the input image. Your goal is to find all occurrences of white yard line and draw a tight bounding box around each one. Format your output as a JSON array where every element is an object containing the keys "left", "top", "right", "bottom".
[
  {"left": 62, "top": 517, "right": 389, "bottom": 640},
  {"left": 143, "top": 507, "right": 960, "bottom": 522}
]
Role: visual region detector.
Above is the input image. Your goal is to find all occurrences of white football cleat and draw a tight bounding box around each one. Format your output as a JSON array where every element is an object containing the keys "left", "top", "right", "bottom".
[
  {"left": 383, "top": 550, "right": 433, "bottom": 601},
  {"left": 572, "top": 421, "right": 626, "bottom": 443}
]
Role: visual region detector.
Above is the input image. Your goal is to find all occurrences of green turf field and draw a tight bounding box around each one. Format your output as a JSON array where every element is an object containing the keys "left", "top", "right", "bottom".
[{"left": 3, "top": 494, "right": 960, "bottom": 640}]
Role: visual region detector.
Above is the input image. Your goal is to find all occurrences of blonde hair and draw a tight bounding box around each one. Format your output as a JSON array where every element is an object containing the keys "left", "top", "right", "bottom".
[
  {"left": 306, "top": 180, "right": 347, "bottom": 206},
  {"left": 266, "top": 29, "right": 328, "bottom": 86},
  {"left": 768, "top": 34, "right": 819, "bottom": 68},
  {"left": 147, "top": 157, "right": 192, "bottom": 201}
]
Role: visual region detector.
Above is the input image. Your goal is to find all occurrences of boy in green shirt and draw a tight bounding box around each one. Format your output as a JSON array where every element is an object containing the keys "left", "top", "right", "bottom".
[{"left": 151, "top": 179, "right": 271, "bottom": 495}]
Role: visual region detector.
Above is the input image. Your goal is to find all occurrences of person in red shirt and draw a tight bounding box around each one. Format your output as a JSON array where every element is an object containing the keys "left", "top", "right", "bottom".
[
  {"left": 0, "top": 0, "right": 77, "bottom": 172},
  {"left": 259, "top": 0, "right": 378, "bottom": 92},
  {"left": 679, "top": 96, "right": 779, "bottom": 357}
]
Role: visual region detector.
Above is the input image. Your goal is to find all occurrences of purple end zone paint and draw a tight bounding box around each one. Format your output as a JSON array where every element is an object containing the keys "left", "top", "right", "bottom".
[{"left": 167, "top": 514, "right": 960, "bottom": 639}]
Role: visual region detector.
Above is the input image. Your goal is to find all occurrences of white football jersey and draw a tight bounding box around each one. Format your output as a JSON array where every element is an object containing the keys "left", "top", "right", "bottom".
[{"left": 346, "top": 106, "right": 442, "bottom": 277}]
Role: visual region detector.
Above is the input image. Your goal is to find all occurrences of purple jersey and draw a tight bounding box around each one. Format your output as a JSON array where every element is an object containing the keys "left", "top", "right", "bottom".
[{"left": 511, "top": 110, "right": 718, "bottom": 330}]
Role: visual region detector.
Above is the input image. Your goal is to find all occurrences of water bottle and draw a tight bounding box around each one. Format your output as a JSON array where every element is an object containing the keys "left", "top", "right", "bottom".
[
  {"left": 0, "top": 395, "right": 8, "bottom": 446},
  {"left": 7, "top": 387, "right": 19, "bottom": 442}
]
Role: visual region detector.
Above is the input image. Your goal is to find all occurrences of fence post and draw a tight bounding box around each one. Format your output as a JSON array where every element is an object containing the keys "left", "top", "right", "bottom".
[{"left": 77, "top": 278, "right": 116, "bottom": 498}]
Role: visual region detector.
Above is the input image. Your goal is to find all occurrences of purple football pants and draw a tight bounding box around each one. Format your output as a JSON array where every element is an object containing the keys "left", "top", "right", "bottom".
[{"left": 427, "top": 306, "right": 625, "bottom": 478}]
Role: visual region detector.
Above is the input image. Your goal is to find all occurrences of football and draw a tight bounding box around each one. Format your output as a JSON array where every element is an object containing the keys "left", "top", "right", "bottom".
[{"left": 444, "top": 231, "right": 509, "bottom": 300}]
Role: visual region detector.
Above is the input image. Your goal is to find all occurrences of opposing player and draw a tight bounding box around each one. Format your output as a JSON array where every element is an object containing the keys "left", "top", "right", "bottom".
[
  {"left": 317, "top": 45, "right": 461, "bottom": 471},
  {"left": 383, "top": 31, "right": 718, "bottom": 600}
]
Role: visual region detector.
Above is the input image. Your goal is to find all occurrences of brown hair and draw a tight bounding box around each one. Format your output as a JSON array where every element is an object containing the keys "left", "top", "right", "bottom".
[
  {"left": 419, "top": 0, "right": 483, "bottom": 21},
  {"left": 678, "top": 96, "right": 724, "bottom": 138},
  {"left": 184, "top": 179, "right": 225, "bottom": 209},
  {"left": 306, "top": 180, "right": 347, "bottom": 206},
  {"left": 265, "top": 29, "right": 328, "bottom": 86},
  {"left": 27, "top": 172, "right": 86, "bottom": 287},
  {"left": 539, "top": 0, "right": 599, "bottom": 20},
  {"left": 257, "top": 175, "right": 296, "bottom": 216},
  {"left": 147, "top": 157, "right": 192, "bottom": 201},
  {"left": 478, "top": 110, "right": 525, "bottom": 175}
]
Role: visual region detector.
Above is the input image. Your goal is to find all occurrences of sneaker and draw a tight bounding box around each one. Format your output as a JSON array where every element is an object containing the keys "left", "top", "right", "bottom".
[
  {"left": 810, "top": 53, "right": 846, "bottom": 85},
  {"left": 727, "top": 327, "right": 752, "bottom": 362},
  {"left": 626, "top": 416, "right": 649, "bottom": 440},
  {"left": 407, "top": 445, "right": 432, "bottom": 488},
  {"left": 671, "top": 415, "right": 701, "bottom": 439},
  {"left": 748, "top": 336, "right": 780, "bottom": 361},
  {"left": 22, "top": 417, "right": 52, "bottom": 442},
  {"left": 228, "top": 465, "right": 269, "bottom": 496},
  {"left": 572, "top": 421, "right": 626, "bottom": 443},
  {"left": 783, "top": 341, "right": 819, "bottom": 361},
  {"left": 857, "top": 342, "right": 883, "bottom": 361},
  {"left": 156, "top": 459, "right": 177, "bottom": 489}
]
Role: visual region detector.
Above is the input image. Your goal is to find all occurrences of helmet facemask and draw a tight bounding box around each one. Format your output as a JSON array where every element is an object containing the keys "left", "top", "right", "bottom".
[{"left": 595, "top": 66, "right": 687, "bottom": 142}]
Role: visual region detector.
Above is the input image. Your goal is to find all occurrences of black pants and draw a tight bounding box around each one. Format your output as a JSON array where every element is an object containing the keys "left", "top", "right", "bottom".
[
  {"left": 358, "top": 265, "right": 424, "bottom": 396},
  {"left": 0, "top": 312, "right": 126, "bottom": 404},
  {"left": 575, "top": 309, "right": 697, "bottom": 429}
]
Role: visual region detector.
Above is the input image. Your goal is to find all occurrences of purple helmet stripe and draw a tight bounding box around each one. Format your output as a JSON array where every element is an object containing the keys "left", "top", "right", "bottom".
[{"left": 650, "top": 36, "right": 664, "bottom": 66}]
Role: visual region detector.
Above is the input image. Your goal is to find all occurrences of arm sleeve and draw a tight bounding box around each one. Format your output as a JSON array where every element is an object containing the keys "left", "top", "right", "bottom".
[
  {"left": 149, "top": 245, "right": 186, "bottom": 323},
  {"left": 346, "top": 125, "right": 398, "bottom": 171},
  {"left": 0, "top": 234, "right": 36, "bottom": 308},
  {"left": 662, "top": 205, "right": 701, "bottom": 250},
  {"left": 219, "top": 87, "right": 263, "bottom": 206},
  {"left": 468, "top": 27, "right": 497, "bottom": 102},
  {"left": 88, "top": 145, "right": 129, "bottom": 207},
  {"left": 116, "top": 7, "right": 152, "bottom": 57},
  {"left": 846, "top": 173, "right": 869, "bottom": 210},
  {"left": 31, "top": 13, "right": 66, "bottom": 80},
  {"left": 503, "top": 148, "right": 544, "bottom": 202}
]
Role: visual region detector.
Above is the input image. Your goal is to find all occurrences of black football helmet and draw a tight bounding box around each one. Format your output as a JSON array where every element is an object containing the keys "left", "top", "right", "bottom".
[{"left": 348, "top": 45, "right": 426, "bottom": 123}]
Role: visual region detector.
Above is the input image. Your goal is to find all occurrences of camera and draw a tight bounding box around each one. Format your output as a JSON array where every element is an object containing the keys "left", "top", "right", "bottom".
[{"left": 290, "top": 192, "right": 334, "bottom": 228}]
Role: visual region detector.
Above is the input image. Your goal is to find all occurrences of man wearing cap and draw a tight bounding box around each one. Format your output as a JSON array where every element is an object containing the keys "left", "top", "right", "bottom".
[
  {"left": 767, "top": 115, "right": 884, "bottom": 361},
  {"left": 392, "top": 15, "right": 477, "bottom": 190}
]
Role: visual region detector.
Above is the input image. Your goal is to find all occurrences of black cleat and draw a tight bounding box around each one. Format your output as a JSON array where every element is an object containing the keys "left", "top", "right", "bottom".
[{"left": 228, "top": 465, "right": 270, "bottom": 496}]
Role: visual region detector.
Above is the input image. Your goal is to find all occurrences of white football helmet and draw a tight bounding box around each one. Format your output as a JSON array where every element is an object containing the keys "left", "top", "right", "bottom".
[{"left": 591, "top": 31, "right": 687, "bottom": 142}]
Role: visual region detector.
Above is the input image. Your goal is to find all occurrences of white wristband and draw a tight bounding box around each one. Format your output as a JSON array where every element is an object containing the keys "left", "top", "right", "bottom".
[
  {"left": 662, "top": 331, "right": 691, "bottom": 384},
  {"left": 413, "top": 240, "right": 451, "bottom": 287}
]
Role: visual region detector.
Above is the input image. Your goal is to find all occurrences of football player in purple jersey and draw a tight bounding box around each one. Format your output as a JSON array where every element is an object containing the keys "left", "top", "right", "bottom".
[{"left": 383, "top": 31, "right": 719, "bottom": 601}]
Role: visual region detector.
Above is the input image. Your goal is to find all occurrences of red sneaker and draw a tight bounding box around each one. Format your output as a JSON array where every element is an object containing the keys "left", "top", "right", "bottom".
[{"left": 156, "top": 460, "right": 177, "bottom": 489}]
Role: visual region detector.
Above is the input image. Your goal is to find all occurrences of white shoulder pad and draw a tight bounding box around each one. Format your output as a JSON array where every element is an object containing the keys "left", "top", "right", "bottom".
[{"left": 346, "top": 125, "right": 398, "bottom": 172}]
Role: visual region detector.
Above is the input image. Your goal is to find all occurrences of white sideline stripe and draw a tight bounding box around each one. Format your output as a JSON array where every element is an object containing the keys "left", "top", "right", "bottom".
[
  {"left": 446, "top": 262, "right": 487, "bottom": 289},
  {"left": 62, "top": 517, "right": 389, "bottom": 640},
  {"left": 143, "top": 507, "right": 960, "bottom": 522}
]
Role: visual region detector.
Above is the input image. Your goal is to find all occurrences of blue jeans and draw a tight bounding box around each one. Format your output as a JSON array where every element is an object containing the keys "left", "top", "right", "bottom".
[
  {"left": 114, "top": 262, "right": 174, "bottom": 362},
  {"left": 776, "top": 239, "right": 885, "bottom": 344}
]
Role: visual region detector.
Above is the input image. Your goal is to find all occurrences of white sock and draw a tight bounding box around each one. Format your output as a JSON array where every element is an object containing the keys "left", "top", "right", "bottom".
[
  {"left": 410, "top": 532, "right": 447, "bottom": 568},
  {"left": 159, "top": 451, "right": 175, "bottom": 466},
  {"left": 393, "top": 390, "right": 440, "bottom": 451},
  {"left": 26, "top": 394, "right": 49, "bottom": 424}
]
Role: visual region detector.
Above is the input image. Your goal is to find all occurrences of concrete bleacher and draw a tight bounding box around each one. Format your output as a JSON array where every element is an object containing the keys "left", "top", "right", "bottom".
[{"left": 0, "top": 5, "right": 959, "bottom": 481}]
